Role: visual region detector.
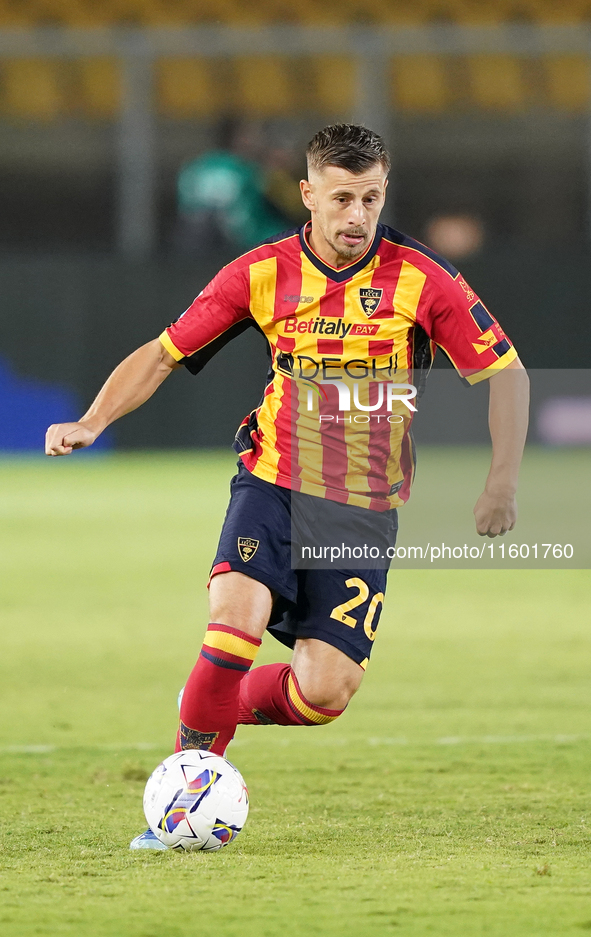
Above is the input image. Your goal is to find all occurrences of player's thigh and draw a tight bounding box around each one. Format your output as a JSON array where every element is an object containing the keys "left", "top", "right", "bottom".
[
  {"left": 286, "top": 566, "right": 388, "bottom": 673},
  {"left": 209, "top": 464, "right": 297, "bottom": 638},
  {"left": 290, "top": 637, "right": 364, "bottom": 710}
]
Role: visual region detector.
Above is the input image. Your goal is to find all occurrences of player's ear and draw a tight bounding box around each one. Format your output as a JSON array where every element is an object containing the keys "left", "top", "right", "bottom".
[{"left": 300, "top": 178, "right": 315, "bottom": 211}]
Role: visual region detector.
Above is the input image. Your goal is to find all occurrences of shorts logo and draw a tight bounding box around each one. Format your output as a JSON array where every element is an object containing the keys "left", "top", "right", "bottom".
[
  {"left": 359, "top": 287, "right": 383, "bottom": 317},
  {"left": 237, "top": 537, "right": 259, "bottom": 562}
]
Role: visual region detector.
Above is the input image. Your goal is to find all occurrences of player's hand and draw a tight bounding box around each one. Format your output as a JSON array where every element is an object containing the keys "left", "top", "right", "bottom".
[
  {"left": 473, "top": 488, "right": 517, "bottom": 538},
  {"left": 45, "top": 421, "right": 98, "bottom": 456}
]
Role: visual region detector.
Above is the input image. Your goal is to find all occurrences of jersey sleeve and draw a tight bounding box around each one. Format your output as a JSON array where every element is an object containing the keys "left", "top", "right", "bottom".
[
  {"left": 159, "top": 265, "right": 252, "bottom": 372},
  {"left": 419, "top": 272, "right": 517, "bottom": 384}
]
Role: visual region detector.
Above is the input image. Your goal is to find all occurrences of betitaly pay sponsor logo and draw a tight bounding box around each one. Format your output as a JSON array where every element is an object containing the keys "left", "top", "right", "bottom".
[{"left": 282, "top": 317, "right": 380, "bottom": 338}]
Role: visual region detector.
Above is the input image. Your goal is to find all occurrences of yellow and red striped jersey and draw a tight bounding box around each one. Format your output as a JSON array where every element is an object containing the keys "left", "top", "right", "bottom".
[{"left": 160, "top": 223, "right": 517, "bottom": 512}]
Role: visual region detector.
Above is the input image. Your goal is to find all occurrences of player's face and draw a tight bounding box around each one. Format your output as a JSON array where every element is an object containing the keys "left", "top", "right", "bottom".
[{"left": 300, "top": 164, "right": 388, "bottom": 267}]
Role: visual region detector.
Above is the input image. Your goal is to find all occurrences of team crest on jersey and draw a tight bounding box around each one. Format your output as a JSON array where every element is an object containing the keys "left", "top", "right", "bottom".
[
  {"left": 359, "top": 287, "right": 383, "bottom": 317},
  {"left": 237, "top": 537, "right": 259, "bottom": 562}
]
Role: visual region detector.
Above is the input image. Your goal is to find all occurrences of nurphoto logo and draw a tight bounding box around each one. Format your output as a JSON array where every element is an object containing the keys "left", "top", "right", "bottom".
[{"left": 303, "top": 379, "right": 418, "bottom": 421}]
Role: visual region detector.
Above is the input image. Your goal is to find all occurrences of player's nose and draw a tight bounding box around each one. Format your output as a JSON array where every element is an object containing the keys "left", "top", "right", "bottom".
[{"left": 347, "top": 200, "right": 367, "bottom": 225}]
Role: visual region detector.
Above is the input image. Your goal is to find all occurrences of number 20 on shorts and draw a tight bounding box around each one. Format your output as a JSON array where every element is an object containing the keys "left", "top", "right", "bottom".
[{"left": 329, "top": 577, "right": 384, "bottom": 640}]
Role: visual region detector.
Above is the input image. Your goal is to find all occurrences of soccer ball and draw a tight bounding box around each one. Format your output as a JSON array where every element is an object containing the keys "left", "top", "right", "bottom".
[{"left": 143, "top": 750, "right": 249, "bottom": 851}]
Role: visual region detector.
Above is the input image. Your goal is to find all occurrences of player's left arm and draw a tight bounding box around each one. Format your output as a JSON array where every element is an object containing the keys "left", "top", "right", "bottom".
[
  {"left": 419, "top": 270, "right": 529, "bottom": 537},
  {"left": 473, "top": 356, "right": 529, "bottom": 538}
]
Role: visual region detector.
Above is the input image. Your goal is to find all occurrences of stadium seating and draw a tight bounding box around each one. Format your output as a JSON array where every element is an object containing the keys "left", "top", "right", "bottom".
[
  {"left": 158, "top": 59, "right": 218, "bottom": 117},
  {"left": 391, "top": 57, "right": 453, "bottom": 112},
  {"left": 1, "top": 59, "right": 64, "bottom": 119},
  {"left": 467, "top": 55, "right": 528, "bottom": 111},
  {"left": 78, "top": 59, "right": 120, "bottom": 118},
  {"left": 1, "top": 0, "right": 591, "bottom": 28},
  {"left": 0, "top": 0, "right": 590, "bottom": 117}
]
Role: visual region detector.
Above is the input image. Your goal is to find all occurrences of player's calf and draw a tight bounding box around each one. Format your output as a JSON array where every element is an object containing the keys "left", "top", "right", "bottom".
[
  {"left": 237, "top": 663, "right": 346, "bottom": 726},
  {"left": 178, "top": 622, "right": 262, "bottom": 755}
]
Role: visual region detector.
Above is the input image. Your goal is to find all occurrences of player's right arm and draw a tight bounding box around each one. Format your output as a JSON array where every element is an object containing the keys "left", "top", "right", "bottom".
[
  {"left": 46, "top": 261, "right": 252, "bottom": 456},
  {"left": 45, "top": 339, "right": 180, "bottom": 456}
]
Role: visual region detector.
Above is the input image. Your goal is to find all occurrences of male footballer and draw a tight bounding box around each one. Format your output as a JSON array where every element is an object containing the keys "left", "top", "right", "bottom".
[{"left": 45, "top": 124, "right": 529, "bottom": 850}]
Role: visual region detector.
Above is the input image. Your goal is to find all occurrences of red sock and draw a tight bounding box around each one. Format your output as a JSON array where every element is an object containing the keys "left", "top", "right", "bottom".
[
  {"left": 237, "top": 663, "right": 344, "bottom": 726},
  {"left": 177, "top": 623, "right": 261, "bottom": 755}
]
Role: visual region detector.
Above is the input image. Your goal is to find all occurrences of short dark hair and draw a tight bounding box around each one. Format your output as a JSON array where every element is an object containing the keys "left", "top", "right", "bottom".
[{"left": 306, "top": 123, "right": 390, "bottom": 176}]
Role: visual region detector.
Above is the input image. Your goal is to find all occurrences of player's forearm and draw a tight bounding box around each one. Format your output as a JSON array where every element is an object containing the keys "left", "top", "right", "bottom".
[
  {"left": 79, "top": 339, "right": 178, "bottom": 436},
  {"left": 485, "top": 358, "right": 530, "bottom": 494}
]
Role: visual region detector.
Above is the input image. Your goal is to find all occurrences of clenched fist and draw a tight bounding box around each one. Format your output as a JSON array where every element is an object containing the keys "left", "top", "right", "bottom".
[
  {"left": 473, "top": 488, "right": 517, "bottom": 538},
  {"left": 45, "top": 421, "right": 98, "bottom": 456}
]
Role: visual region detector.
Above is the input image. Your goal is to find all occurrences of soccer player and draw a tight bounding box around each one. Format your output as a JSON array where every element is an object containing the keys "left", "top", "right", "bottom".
[{"left": 45, "top": 124, "right": 529, "bottom": 850}]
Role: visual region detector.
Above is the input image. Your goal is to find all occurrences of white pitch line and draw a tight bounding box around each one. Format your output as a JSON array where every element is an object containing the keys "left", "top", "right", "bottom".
[
  {"left": 368, "top": 734, "right": 591, "bottom": 746},
  {"left": 0, "top": 735, "right": 589, "bottom": 755},
  {"left": 435, "top": 734, "right": 589, "bottom": 745},
  {"left": 0, "top": 742, "right": 160, "bottom": 754}
]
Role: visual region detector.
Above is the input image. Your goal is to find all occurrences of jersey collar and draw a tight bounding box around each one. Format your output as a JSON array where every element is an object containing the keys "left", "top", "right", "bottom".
[{"left": 299, "top": 222, "right": 383, "bottom": 283}]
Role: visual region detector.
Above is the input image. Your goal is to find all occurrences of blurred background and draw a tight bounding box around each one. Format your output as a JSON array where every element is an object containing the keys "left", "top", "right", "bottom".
[{"left": 0, "top": 0, "right": 590, "bottom": 450}]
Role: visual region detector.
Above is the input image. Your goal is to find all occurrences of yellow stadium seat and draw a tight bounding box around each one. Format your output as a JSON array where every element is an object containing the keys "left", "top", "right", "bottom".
[
  {"left": 0, "top": 0, "right": 37, "bottom": 26},
  {"left": 46, "top": 0, "right": 112, "bottom": 27},
  {"left": 164, "top": 0, "right": 270, "bottom": 26},
  {"left": 311, "top": 57, "right": 355, "bottom": 115},
  {"left": 133, "top": 0, "right": 192, "bottom": 26},
  {"left": 0, "top": 59, "right": 65, "bottom": 119},
  {"left": 545, "top": 56, "right": 590, "bottom": 110},
  {"left": 467, "top": 55, "right": 528, "bottom": 110},
  {"left": 23, "top": 0, "right": 75, "bottom": 25},
  {"left": 77, "top": 59, "right": 120, "bottom": 117},
  {"left": 3, "top": 0, "right": 591, "bottom": 29},
  {"left": 392, "top": 56, "right": 452, "bottom": 112},
  {"left": 232, "top": 57, "right": 294, "bottom": 116},
  {"left": 215, "top": 0, "right": 285, "bottom": 26},
  {"left": 268, "top": 0, "right": 322, "bottom": 24},
  {"left": 273, "top": 0, "right": 356, "bottom": 25},
  {"left": 373, "top": 0, "right": 433, "bottom": 24},
  {"left": 8, "top": 0, "right": 92, "bottom": 27},
  {"left": 451, "top": 0, "right": 586, "bottom": 25},
  {"left": 449, "top": 0, "right": 519, "bottom": 24},
  {"left": 509, "top": 0, "right": 585, "bottom": 24},
  {"left": 157, "top": 59, "right": 220, "bottom": 117}
]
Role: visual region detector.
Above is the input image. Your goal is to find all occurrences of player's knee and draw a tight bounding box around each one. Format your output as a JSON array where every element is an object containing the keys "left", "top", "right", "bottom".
[
  {"left": 291, "top": 641, "right": 365, "bottom": 712},
  {"left": 208, "top": 571, "right": 272, "bottom": 636},
  {"left": 297, "top": 672, "right": 361, "bottom": 713}
]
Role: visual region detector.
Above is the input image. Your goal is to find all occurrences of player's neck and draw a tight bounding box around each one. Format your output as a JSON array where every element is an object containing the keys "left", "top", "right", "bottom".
[{"left": 306, "top": 220, "right": 373, "bottom": 270}]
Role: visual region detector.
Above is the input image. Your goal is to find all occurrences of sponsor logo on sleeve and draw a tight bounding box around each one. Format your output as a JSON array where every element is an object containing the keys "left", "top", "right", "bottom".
[{"left": 472, "top": 324, "right": 504, "bottom": 353}]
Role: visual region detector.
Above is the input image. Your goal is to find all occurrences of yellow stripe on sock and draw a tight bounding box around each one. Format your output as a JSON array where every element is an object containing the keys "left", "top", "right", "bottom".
[
  {"left": 204, "top": 629, "right": 260, "bottom": 662},
  {"left": 287, "top": 675, "right": 339, "bottom": 725}
]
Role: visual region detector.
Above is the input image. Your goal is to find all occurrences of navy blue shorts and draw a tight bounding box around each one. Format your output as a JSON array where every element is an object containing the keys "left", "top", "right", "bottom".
[{"left": 211, "top": 464, "right": 398, "bottom": 668}]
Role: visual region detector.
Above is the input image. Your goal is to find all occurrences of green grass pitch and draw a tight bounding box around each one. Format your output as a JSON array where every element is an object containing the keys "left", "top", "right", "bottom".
[{"left": 0, "top": 449, "right": 589, "bottom": 937}]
